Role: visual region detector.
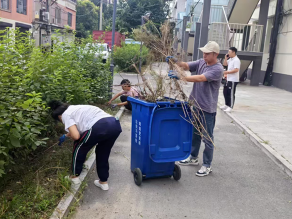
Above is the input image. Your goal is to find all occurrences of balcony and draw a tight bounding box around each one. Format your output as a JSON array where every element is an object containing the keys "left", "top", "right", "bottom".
[
  {"left": 209, "top": 22, "right": 264, "bottom": 53},
  {"left": 66, "top": 0, "right": 76, "bottom": 11}
]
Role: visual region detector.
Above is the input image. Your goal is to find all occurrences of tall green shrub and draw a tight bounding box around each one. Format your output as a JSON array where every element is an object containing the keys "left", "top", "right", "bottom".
[
  {"left": 113, "top": 43, "right": 149, "bottom": 72},
  {"left": 0, "top": 28, "right": 111, "bottom": 177}
]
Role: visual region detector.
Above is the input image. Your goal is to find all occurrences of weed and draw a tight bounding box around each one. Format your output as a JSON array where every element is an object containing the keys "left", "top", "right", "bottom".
[{"left": 262, "top": 140, "right": 270, "bottom": 145}]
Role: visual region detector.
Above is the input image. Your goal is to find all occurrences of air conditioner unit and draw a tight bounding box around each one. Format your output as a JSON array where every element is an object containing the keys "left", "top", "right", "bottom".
[{"left": 44, "top": 12, "right": 50, "bottom": 22}]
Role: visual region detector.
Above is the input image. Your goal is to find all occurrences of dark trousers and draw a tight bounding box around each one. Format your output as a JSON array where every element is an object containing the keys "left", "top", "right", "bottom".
[
  {"left": 223, "top": 81, "right": 238, "bottom": 108},
  {"left": 72, "top": 117, "right": 122, "bottom": 181},
  {"left": 120, "top": 95, "right": 132, "bottom": 111},
  {"left": 191, "top": 109, "right": 216, "bottom": 167}
]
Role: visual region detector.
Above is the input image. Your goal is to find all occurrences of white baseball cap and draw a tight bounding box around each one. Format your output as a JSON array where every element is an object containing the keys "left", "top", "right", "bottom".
[{"left": 199, "top": 41, "right": 220, "bottom": 54}]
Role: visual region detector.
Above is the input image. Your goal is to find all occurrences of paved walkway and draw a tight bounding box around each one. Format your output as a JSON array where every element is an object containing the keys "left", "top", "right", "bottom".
[
  {"left": 73, "top": 110, "right": 292, "bottom": 219},
  {"left": 114, "top": 65, "right": 292, "bottom": 175},
  {"left": 218, "top": 82, "right": 292, "bottom": 168}
]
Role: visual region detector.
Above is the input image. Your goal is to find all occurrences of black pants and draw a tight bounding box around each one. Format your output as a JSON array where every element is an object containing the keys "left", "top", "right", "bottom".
[
  {"left": 223, "top": 81, "right": 238, "bottom": 108},
  {"left": 120, "top": 96, "right": 132, "bottom": 111},
  {"left": 72, "top": 117, "right": 122, "bottom": 181}
]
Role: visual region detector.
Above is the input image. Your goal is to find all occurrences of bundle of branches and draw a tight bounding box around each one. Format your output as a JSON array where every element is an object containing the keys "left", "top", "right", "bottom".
[{"left": 131, "top": 20, "right": 215, "bottom": 147}]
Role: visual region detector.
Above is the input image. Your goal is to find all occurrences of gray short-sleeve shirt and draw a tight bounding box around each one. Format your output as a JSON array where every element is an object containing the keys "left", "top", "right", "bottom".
[{"left": 187, "top": 59, "right": 223, "bottom": 113}]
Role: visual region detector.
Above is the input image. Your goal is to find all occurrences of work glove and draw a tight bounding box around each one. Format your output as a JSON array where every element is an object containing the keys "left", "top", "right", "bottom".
[
  {"left": 168, "top": 70, "right": 180, "bottom": 80},
  {"left": 111, "top": 104, "right": 118, "bottom": 109},
  {"left": 166, "top": 56, "right": 178, "bottom": 64},
  {"left": 58, "top": 134, "right": 67, "bottom": 146}
]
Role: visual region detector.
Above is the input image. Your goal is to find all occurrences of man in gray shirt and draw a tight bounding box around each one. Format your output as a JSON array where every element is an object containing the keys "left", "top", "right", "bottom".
[{"left": 166, "top": 41, "right": 223, "bottom": 176}]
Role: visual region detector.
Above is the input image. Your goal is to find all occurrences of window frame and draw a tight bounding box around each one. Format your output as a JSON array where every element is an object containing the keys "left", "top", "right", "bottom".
[
  {"left": 0, "top": 0, "right": 10, "bottom": 12},
  {"left": 55, "top": 7, "right": 61, "bottom": 24},
  {"left": 68, "top": 12, "right": 72, "bottom": 27},
  {"left": 16, "top": 0, "right": 27, "bottom": 15}
]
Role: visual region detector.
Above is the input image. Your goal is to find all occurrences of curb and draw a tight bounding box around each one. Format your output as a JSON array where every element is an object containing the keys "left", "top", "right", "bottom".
[
  {"left": 50, "top": 106, "right": 126, "bottom": 219},
  {"left": 218, "top": 105, "right": 292, "bottom": 179}
]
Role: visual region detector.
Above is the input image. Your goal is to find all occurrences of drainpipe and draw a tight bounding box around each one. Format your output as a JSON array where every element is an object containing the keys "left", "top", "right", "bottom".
[{"left": 263, "top": 0, "right": 284, "bottom": 86}]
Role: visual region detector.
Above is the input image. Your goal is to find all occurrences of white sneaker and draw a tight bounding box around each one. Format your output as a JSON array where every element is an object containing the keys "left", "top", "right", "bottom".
[
  {"left": 178, "top": 156, "right": 199, "bottom": 166},
  {"left": 224, "top": 107, "right": 232, "bottom": 112},
  {"left": 65, "top": 176, "right": 81, "bottom": 185},
  {"left": 196, "top": 166, "right": 212, "bottom": 177},
  {"left": 220, "top": 105, "right": 228, "bottom": 110},
  {"left": 94, "top": 180, "right": 109, "bottom": 191}
]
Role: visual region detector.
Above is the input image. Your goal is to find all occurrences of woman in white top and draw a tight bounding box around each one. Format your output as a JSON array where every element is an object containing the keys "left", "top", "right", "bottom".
[{"left": 48, "top": 100, "right": 122, "bottom": 190}]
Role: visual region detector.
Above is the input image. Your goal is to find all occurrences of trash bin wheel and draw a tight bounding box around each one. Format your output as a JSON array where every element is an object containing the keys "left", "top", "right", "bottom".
[
  {"left": 133, "top": 168, "right": 143, "bottom": 186},
  {"left": 173, "top": 164, "right": 181, "bottom": 181}
]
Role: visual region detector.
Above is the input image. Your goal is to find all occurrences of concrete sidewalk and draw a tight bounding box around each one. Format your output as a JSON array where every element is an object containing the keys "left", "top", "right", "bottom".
[
  {"left": 73, "top": 110, "right": 292, "bottom": 219},
  {"left": 218, "top": 82, "right": 292, "bottom": 175}
]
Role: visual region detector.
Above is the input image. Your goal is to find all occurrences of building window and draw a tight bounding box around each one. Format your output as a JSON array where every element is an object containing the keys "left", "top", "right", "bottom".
[
  {"left": 68, "top": 12, "right": 72, "bottom": 27},
  {"left": 1, "top": 0, "right": 10, "bottom": 10},
  {"left": 17, "top": 0, "right": 27, "bottom": 15},
  {"left": 55, "top": 8, "right": 61, "bottom": 24}
]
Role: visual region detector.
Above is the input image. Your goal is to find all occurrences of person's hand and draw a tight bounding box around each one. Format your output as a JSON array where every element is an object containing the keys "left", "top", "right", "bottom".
[
  {"left": 166, "top": 56, "right": 178, "bottom": 64},
  {"left": 224, "top": 74, "right": 227, "bottom": 79},
  {"left": 58, "top": 134, "right": 67, "bottom": 146},
  {"left": 111, "top": 104, "right": 118, "bottom": 109},
  {"left": 225, "top": 54, "right": 229, "bottom": 59},
  {"left": 107, "top": 100, "right": 112, "bottom": 105},
  {"left": 168, "top": 70, "right": 180, "bottom": 80}
]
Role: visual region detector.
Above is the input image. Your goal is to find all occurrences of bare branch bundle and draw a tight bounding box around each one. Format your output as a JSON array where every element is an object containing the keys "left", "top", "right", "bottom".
[{"left": 132, "top": 20, "right": 215, "bottom": 147}]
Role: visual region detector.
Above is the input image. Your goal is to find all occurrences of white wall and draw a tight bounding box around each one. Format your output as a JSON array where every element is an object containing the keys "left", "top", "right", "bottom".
[{"left": 251, "top": 0, "right": 292, "bottom": 76}]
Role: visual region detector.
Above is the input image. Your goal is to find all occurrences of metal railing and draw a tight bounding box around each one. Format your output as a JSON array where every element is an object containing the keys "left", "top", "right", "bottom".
[
  {"left": 198, "top": 5, "right": 228, "bottom": 23},
  {"left": 209, "top": 5, "right": 228, "bottom": 23},
  {"left": 209, "top": 22, "right": 264, "bottom": 52}
]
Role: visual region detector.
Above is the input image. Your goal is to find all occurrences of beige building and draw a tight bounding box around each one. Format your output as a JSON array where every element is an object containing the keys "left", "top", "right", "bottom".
[{"left": 248, "top": 0, "right": 292, "bottom": 92}]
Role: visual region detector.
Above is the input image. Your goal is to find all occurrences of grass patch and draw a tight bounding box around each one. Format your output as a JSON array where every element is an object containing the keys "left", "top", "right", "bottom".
[
  {"left": 0, "top": 136, "right": 73, "bottom": 219},
  {"left": 0, "top": 106, "right": 119, "bottom": 219},
  {"left": 95, "top": 102, "right": 120, "bottom": 116}
]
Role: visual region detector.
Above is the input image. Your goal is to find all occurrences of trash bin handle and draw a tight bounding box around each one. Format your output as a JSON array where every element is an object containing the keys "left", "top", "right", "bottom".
[{"left": 148, "top": 105, "right": 158, "bottom": 148}]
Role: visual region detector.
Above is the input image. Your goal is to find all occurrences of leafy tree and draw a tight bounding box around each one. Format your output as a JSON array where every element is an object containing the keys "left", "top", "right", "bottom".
[
  {"left": 93, "top": 0, "right": 170, "bottom": 35},
  {"left": 76, "top": 0, "right": 99, "bottom": 38}
]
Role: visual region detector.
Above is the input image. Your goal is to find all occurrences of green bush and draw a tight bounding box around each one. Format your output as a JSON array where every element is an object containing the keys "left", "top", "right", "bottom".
[
  {"left": 113, "top": 43, "right": 149, "bottom": 72},
  {"left": 0, "top": 28, "right": 112, "bottom": 177}
]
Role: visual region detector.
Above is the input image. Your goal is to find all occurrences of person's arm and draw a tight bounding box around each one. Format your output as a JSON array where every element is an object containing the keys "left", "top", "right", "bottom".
[
  {"left": 117, "top": 102, "right": 128, "bottom": 106},
  {"left": 68, "top": 125, "right": 80, "bottom": 140},
  {"left": 108, "top": 91, "right": 123, "bottom": 104},
  {"left": 183, "top": 75, "right": 207, "bottom": 82},
  {"left": 224, "top": 68, "right": 239, "bottom": 74},
  {"left": 176, "top": 62, "right": 190, "bottom": 71}
]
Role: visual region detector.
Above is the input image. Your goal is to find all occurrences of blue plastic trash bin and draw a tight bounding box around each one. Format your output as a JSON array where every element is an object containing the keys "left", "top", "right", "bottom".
[{"left": 128, "top": 97, "right": 193, "bottom": 186}]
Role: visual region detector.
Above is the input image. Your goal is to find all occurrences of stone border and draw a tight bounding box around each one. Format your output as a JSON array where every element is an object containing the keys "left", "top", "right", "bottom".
[
  {"left": 50, "top": 107, "right": 126, "bottom": 219},
  {"left": 218, "top": 105, "right": 292, "bottom": 179}
]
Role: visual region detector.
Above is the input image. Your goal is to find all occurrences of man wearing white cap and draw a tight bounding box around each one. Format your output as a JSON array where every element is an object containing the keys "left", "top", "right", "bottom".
[{"left": 166, "top": 41, "right": 223, "bottom": 177}]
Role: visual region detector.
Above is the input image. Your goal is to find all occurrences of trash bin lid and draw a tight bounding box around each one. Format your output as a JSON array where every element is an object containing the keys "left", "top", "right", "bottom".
[{"left": 149, "top": 107, "right": 193, "bottom": 163}]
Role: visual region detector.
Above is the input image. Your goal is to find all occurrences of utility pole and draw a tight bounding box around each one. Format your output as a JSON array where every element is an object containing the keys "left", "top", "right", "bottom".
[
  {"left": 110, "top": 0, "right": 117, "bottom": 95},
  {"left": 139, "top": 13, "right": 150, "bottom": 73},
  {"left": 46, "top": 0, "right": 49, "bottom": 13},
  {"left": 139, "top": 16, "right": 144, "bottom": 74},
  {"left": 99, "top": 0, "right": 103, "bottom": 30}
]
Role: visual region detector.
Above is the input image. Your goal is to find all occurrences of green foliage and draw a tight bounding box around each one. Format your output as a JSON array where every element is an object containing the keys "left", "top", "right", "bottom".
[
  {"left": 0, "top": 28, "right": 111, "bottom": 177},
  {"left": 76, "top": 0, "right": 99, "bottom": 38},
  {"left": 113, "top": 43, "right": 149, "bottom": 72},
  {"left": 92, "top": 0, "right": 170, "bottom": 35}
]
